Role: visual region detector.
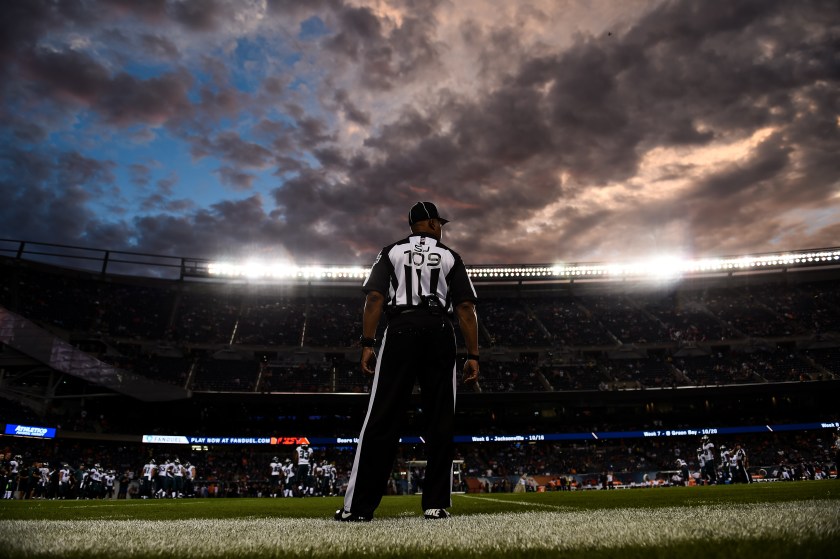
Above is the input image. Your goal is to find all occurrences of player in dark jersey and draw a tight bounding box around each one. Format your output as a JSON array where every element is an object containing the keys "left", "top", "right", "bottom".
[{"left": 336, "top": 202, "right": 479, "bottom": 522}]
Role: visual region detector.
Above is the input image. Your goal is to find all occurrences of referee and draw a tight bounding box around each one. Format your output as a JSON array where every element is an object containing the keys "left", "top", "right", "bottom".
[{"left": 335, "top": 201, "right": 479, "bottom": 522}]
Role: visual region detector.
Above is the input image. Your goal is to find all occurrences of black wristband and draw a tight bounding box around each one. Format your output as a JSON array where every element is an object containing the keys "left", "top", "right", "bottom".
[
  {"left": 359, "top": 336, "right": 376, "bottom": 347},
  {"left": 467, "top": 354, "right": 480, "bottom": 362}
]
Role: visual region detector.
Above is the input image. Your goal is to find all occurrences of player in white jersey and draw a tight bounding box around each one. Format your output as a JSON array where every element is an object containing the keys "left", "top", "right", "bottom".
[
  {"left": 58, "top": 463, "right": 71, "bottom": 499},
  {"left": 37, "top": 462, "right": 52, "bottom": 499},
  {"left": 281, "top": 459, "right": 295, "bottom": 497},
  {"left": 183, "top": 462, "right": 196, "bottom": 497},
  {"left": 269, "top": 457, "right": 283, "bottom": 497},
  {"left": 90, "top": 463, "right": 104, "bottom": 499},
  {"left": 317, "top": 460, "right": 336, "bottom": 497},
  {"left": 674, "top": 459, "right": 690, "bottom": 486},
  {"left": 104, "top": 470, "right": 116, "bottom": 499},
  {"left": 719, "top": 445, "right": 732, "bottom": 483},
  {"left": 173, "top": 459, "right": 184, "bottom": 498},
  {"left": 156, "top": 459, "right": 171, "bottom": 498},
  {"left": 700, "top": 435, "right": 717, "bottom": 485},
  {"left": 295, "top": 444, "right": 314, "bottom": 496},
  {"left": 733, "top": 443, "right": 750, "bottom": 483},
  {"left": 8, "top": 455, "right": 21, "bottom": 499},
  {"left": 141, "top": 459, "right": 156, "bottom": 499},
  {"left": 833, "top": 427, "right": 840, "bottom": 468},
  {"left": 695, "top": 446, "right": 705, "bottom": 478}
]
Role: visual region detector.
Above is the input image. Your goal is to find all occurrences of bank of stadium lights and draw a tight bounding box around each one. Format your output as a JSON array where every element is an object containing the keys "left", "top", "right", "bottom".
[
  {"left": 207, "top": 261, "right": 368, "bottom": 280},
  {"left": 204, "top": 249, "right": 840, "bottom": 282},
  {"left": 468, "top": 250, "right": 840, "bottom": 280}
]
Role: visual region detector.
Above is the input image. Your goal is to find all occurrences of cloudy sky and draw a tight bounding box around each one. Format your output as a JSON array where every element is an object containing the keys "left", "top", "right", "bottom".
[{"left": 1, "top": 0, "right": 838, "bottom": 269}]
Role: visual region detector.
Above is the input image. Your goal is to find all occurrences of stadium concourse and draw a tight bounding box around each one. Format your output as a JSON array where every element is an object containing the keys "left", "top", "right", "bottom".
[{"left": 1, "top": 242, "right": 839, "bottom": 499}]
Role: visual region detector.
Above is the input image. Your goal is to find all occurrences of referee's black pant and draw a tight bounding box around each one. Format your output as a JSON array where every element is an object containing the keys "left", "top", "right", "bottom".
[{"left": 344, "top": 311, "right": 457, "bottom": 516}]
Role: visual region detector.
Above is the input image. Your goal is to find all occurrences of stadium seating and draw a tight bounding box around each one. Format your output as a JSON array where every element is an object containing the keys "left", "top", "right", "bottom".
[{"left": 2, "top": 256, "right": 839, "bottom": 395}]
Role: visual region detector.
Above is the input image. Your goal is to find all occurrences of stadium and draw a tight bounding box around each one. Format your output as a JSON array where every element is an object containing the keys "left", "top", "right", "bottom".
[{"left": 1, "top": 239, "right": 839, "bottom": 558}]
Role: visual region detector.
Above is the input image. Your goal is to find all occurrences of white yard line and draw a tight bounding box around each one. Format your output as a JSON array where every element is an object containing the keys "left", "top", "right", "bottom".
[{"left": 457, "top": 494, "right": 571, "bottom": 510}]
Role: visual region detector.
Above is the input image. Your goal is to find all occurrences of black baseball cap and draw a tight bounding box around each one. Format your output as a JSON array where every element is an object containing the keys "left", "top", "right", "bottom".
[{"left": 408, "top": 201, "right": 449, "bottom": 226}]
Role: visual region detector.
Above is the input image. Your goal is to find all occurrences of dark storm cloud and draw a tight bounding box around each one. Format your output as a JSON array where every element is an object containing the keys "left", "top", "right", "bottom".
[
  {"left": 169, "top": 0, "right": 227, "bottom": 32},
  {"left": 129, "top": 163, "right": 153, "bottom": 187},
  {"left": 22, "top": 47, "right": 194, "bottom": 126},
  {"left": 323, "top": 4, "right": 443, "bottom": 90},
  {"left": 130, "top": 195, "right": 281, "bottom": 259},
  {"left": 140, "top": 174, "right": 194, "bottom": 213},
  {"left": 139, "top": 34, "right": 180, "bottom": 60},
  {"left": 193, "top": 132, "right": 274, "bottom": 170},
  {"left": 103, "top": 0, "right": 169, "bottom": 21},
  {"left": 333, "top": 89, "right": 371, "bottom": 126},
  {"left": 216, "top": 166, "right": 256, "bottom": 190},
  {"left": 0, "top": 147, "right": 115, "bottom": 244},
  {"left": 0, "top": 0, "right": 53, "bottom": 63}
]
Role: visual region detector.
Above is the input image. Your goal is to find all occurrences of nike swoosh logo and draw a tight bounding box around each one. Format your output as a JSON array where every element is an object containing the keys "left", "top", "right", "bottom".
[{"left": 341, "top": 511, "right": 353, "bottom": 519}]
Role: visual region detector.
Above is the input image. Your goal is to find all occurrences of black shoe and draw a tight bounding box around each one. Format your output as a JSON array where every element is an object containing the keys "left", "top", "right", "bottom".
[
  {"left": 423, "top": 508, "right": 451, "bottom": 519},
  {"left": 334, "top": 508, "right": 372, "bottom": 522}
]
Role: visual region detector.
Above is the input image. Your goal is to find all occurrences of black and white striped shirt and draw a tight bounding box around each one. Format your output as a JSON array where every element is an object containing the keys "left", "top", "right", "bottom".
[{"left": 363, "top": 234, "right": 477, "bottom": 311}]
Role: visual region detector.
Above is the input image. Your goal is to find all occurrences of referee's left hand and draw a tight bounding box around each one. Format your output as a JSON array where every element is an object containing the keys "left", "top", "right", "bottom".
[
  {"left": 462, "top": 359, "right": 479, "bottom": 384},
  {"left": 360, "top": 347, "right": 377, "bottom": 375}
]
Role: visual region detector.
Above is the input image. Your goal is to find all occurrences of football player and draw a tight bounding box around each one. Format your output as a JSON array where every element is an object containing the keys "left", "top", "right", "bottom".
[
  {"left": 674, "top": 458, "right": 690, "bottom": 486},
  {"left": 76, "top": 464, "right": 89, "bottom": 499},
  {"left": 173, "top": 459, "right": 184, "bottom": 498},
  {"left": 104, "top": 470, "right": 116, "bottom": 499},
  {"left": 8, "top": 455, "right": 21, "bottom": 499},
  {"left": 282, "top": 458, "right": 295, "bottom": 497},
  {"left": 294, "top": 444, "right": 314, "bottom": 497},
  {"left": 183, "top": 462, "right": 196, "bottom": 497},
  {"left": 700, "top": 435, "right": 717, "bottom": 485},
  {"left": 269, "top": 456, "right": 282, "bottom": 497},
  {"left": 733, "top": 443, "right": 750, "bottom": 483},
  {"left": 89, "top": 463, "right": 104, "bottom": 499},
  {"left": 37, "top": 461, "right": 52, "bottom": 499},
  {"left": 58, "top": 463, "right": 72, "bottom": 499},
  {"left": 719, "top": 445, "right": 732, "bottom": 484},
  {"left": 141, "top": 458, "right": 156, "bottom": 499}
]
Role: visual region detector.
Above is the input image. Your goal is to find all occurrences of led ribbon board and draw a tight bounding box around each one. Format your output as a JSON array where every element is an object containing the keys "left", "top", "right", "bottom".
[{"left": 4, "top": 424, "right": 57, "bottom": 438}]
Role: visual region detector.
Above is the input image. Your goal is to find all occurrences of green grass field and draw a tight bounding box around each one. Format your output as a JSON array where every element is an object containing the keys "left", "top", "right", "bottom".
[{"left": 1, "top": 481, "right": 839, "bottom": 558}]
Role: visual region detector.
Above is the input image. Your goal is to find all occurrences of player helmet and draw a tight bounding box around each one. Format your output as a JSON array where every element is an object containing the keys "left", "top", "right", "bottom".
[
  {"left": 94, "top": 463, "right": 101, "bottom": 468},
  {"left": 175, "top": 459, "right": 180, "bottom": 464},
  {"left": 43, "top": 462, "right": 49, "bottom": 467},
  {"left": 273, "top": 457, "right": 279, "bottom": 462},
  {"left": 701, "top": 435, "right": 709, "bottom": 442}
]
